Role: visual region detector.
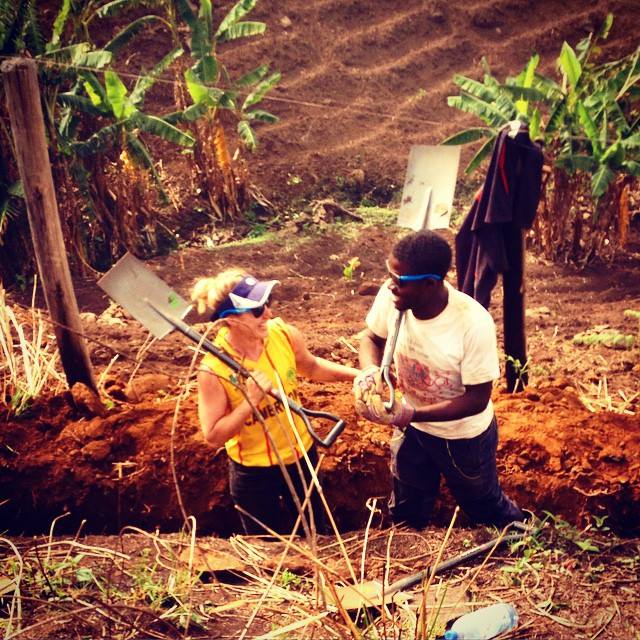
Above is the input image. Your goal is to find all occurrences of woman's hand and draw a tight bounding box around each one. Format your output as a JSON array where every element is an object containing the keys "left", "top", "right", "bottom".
[{"left": 246, "top": 370, "right": 272, "bottom": 406}]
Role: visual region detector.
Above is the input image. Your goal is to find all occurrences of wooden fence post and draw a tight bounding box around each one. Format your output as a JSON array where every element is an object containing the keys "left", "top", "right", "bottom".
[{"left": 2, "top": 57, "right": 97, "bottom": 392}]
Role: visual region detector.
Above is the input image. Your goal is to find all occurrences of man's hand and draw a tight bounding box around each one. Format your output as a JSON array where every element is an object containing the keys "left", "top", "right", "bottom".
[
  {"left": 353, "top": 365, "right": 382, "bottom": 402},
  {"left": 356, "top": 391, "right": 415, "bottom": 427}
]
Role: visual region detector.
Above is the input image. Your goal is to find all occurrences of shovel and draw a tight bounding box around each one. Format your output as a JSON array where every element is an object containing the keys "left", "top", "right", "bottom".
[
  {"left": 98, "top": 253, "right": 346, "bottom": 447},
  {"left": 380, "top": 311, "right": 404, "bottom": 410},
  {"left": 329, "top": 522, "right": 529, "bottom": 610}
]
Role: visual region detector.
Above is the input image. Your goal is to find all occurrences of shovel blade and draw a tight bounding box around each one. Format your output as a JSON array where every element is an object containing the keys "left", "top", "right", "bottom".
[
  {"left": 98, "top": 252, "right": 191, "bottom": 339},
  {"left": 327, "top": 580, "right": 409, "bottom": 610}
]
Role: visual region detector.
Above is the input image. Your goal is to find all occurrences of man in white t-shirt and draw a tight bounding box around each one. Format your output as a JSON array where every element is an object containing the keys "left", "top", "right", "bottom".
[{"left": 355, "top": 230, "right": 524, "bottom": 529}]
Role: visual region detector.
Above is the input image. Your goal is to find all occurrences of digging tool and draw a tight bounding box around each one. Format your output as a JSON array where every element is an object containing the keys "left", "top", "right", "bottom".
[
  {"left": 329, "top": 521, "right": 530, "bottom": 610},
  {"left": 98, "top": 253, "right": 346, "bottom": 447},
  {"left": 381, "top": 311, "right": 404, "bottom": 410}
]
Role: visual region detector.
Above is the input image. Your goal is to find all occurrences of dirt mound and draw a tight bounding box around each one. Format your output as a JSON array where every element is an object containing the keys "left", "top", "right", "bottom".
[{"left": 2, "top": 376, "right": 638, "bottom": 536}]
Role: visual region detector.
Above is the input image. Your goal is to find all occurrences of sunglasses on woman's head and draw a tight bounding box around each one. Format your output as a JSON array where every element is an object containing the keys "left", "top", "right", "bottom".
[
  {"left": 219, "top": 295, "right": 272, "bottom": 319},
  {"left": 385, "top": 260, "right": 443, "bottom": 288}
]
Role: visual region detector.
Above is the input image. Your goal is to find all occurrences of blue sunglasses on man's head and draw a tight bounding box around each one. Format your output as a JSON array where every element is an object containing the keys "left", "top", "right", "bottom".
[{"left": 386, "top": 260, "right": 443, "bottom": 287}]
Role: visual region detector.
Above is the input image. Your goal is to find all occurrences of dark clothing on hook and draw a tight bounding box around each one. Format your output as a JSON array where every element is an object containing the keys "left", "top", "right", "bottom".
[{"left": 455, "top": 125, "right": 544, "bottom": 308}]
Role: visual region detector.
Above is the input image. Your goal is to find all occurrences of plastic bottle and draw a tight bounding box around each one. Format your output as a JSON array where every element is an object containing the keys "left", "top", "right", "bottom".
[{"left": 443, "top": 602, "right": 518, "bottom": 640}]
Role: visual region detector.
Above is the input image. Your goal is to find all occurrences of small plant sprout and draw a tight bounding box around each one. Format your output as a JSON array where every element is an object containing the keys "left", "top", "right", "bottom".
[
  {"left": 279, "top": 569, "right": 302, "bottom": 589},
  {"left": 504, "top": 355, "right": 529, "bottom": 392},
  {"left": 343, "top": 257, "right": 361, "bottom": 280}
]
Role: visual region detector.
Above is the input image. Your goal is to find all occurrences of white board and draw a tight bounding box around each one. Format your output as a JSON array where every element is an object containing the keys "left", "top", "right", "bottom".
[{"left": 397, "top": 145, "right": 461, "bottom": 230}]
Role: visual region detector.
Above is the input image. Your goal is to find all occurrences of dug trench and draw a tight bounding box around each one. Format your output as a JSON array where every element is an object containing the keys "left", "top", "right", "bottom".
[
  {"left": 1, "top": 379, "right": 639, "bottom": 536},
  {"left": 1, "top": 227, "right": 639, "bottom": 537}
]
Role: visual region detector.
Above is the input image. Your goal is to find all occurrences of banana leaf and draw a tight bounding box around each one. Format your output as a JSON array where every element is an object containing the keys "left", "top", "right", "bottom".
[
  {"left": 242, "top": 71, "right": 280, "bottom": 110},
  {"left": 245, "top": 109, "right": 278, "bottom": 123},
  {"left": 237, "top": 120, "right": 257, "bottom": 150},
  {"left": 447, "top": 93, "right": 509, "bottom": 128},
  {"left": 130, "top": 46, "right": 183, "bottom": 106},
  {"left": 105, "top": 70, "right": 135, "bottom": 119},
  {"left": 559, "top": 41, "right": 582, "bottom": 90},
  {"left": 216, "top": 0, "right": 258, "bottom": 37},
  {"left": 236, "top": 64, "right": 269, "bottom": 87},
  {"left": 130, "top": 113, "right": 195, "bottom": 147},
  {"left": 49, "top": 0, "right": 70, "bottom": 49},
  {"left": 441, "top": 127, "right": 490, "bottom": 145},
  {"left": 465, "top": 135, "right": 496, "bottom": 174},
  {"left": 73, "top": 123, "right": 120, "bottom": 156},
  {"left": 218, "top": 21, "right": 266, "bottom": 43},
  {"left": 452, "top": 74, "right": 497, "bottom": 103},
  {"left": 591, "top": 164, "right": 614, "bottom": 198},
  {"left": 105, "top": 15, "right": 163, "bottom": 54},
  {"left": 58, "top": 92, "right": 105, "bottom": 116}
]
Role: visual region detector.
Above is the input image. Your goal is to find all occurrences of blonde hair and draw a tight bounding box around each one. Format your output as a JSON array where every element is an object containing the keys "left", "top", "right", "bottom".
[{"left": 191, "top": 268, "right": 246, "bottom": 316}]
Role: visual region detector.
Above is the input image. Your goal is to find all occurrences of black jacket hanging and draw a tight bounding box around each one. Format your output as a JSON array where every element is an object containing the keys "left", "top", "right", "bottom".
[{"left": 455, "top": 124, "right": 543, "bottom": 309}]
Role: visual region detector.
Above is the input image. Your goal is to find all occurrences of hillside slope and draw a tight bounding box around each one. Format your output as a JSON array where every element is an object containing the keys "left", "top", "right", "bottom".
[{"left": 209, "top": 0, "right": 640, "bottom": 203}]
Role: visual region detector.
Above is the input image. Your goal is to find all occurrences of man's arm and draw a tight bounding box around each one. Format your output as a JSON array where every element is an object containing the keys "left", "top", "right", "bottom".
[
  {"left": 411, "top": 381, "right": 492, "bottom": 422},
  {"left": 359, "top": 328, "right": 386, "bottom": 369}
]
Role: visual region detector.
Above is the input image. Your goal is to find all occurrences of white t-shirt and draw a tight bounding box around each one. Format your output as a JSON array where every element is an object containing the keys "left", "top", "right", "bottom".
[{"left": 366, "top": 281, "right": 499, "bottom": 439}]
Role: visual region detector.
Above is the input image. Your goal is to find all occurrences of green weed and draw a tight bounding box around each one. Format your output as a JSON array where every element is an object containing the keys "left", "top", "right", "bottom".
[{"left": 343, "top": 257, "right": 361, "bottom": 280}]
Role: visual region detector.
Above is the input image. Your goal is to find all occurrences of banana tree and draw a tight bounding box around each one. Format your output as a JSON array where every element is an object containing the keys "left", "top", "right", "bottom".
[
  {"left": 443, "top": 13, "right": 640, "bottom": 264},
  {"left": 442, "top": 54, "right": 545, "bottom": 173},
  {"left": 171, "top": 0, "right": 280, "bottom": 223},
  {"left": 58, "top": 47, "right": 194, "bottom": 258}
]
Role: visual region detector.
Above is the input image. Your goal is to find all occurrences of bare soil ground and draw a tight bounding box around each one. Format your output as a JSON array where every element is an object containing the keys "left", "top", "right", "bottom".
[{"left": 2, "top": 0, "right": 640, "bottom": 637}]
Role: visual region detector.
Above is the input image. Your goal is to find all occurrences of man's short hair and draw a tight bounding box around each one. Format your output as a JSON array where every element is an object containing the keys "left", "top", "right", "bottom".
[{"left": 392, "top": 230, "right": 452, "bottom": 278}]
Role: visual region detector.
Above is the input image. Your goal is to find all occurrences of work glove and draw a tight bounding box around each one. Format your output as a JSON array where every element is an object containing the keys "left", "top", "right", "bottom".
[
  {"left": 353, "top": 365, "right": 382, "bottom": 402},
  {"left": 356, "top": 390, "right": 415, "bottom": 427}
]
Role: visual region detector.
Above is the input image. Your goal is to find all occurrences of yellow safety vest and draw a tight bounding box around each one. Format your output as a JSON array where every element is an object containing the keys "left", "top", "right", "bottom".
[{"left": 201, "top": 317, "right": 313, "bottom": 466}]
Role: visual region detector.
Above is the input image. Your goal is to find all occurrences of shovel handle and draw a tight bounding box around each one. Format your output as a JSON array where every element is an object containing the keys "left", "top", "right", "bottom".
[
  {"left": 381, "top": 312, "right": 404, "bottom": 411},
  {"left": 276, "top": 392, "right": 346, "bottom": 447},
  {"left": 387, "top": 530, "right": 526, "bottom": 593},
  {"left": 146, "top": 301, "right": 346, "bottom": 447}
]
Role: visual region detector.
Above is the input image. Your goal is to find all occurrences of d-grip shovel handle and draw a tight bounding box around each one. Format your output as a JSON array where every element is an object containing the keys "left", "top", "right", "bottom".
[
  {"left": 277, "top": 394, "right": 347, "bottom": 448},
  {"left": 381, "top": 312, "right": 404, "bottom": 411},
  {"left": 146, "top": 301, "right": 345, "bottom": 447}
]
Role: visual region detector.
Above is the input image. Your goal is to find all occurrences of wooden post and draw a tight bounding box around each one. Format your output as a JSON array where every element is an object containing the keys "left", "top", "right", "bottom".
[
  {"left": 2, "top": 57, "right": 97, "bottom": 392},
  {"left": 502, "top": 223, "right": 528, "bottom": 392}
]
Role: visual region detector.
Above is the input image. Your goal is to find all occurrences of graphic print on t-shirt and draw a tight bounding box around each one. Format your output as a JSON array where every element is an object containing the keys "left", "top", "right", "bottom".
[{"left": 396, "top": 351, "right": 457, "bottom": 404}]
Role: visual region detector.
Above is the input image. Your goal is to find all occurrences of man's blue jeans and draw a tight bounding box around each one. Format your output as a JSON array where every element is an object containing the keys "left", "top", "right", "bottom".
[
  {"left": 229, "top": 445, "right": 327, "bottom": 536},
  {"left": 389, "top": 417, "right": 524, "bottom": 529}
]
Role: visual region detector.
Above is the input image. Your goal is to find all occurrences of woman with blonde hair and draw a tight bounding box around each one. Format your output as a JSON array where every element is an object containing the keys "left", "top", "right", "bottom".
[{"left": 192, "top": 269, "right": 358, "bottom": 535}]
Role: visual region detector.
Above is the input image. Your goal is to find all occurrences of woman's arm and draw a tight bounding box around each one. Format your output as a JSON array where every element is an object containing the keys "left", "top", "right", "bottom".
[
  {"left": 286, "top": 323, "right": 359, "bottom": 382},
  {"left": 198, "top": 369, "right": 271, "bottom": 448}
]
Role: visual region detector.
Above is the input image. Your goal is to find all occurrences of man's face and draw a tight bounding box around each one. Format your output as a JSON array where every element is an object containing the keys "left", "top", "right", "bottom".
[{"left": 386, "top": 255, "right": 426, "bottom": 311}]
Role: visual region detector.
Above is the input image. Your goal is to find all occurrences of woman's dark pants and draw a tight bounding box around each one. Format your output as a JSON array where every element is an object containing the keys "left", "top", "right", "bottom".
[{"left": 229, "top": 445, "right": 327, "bottom": 535}]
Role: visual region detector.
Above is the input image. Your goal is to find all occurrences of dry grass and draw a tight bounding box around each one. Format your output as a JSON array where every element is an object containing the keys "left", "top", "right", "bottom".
[
  {"left": 1, "top": 516, "right": 638, "bottom": 640},
  {"left": 0, "top": 285, "right": 64, "bottom": 415}
]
